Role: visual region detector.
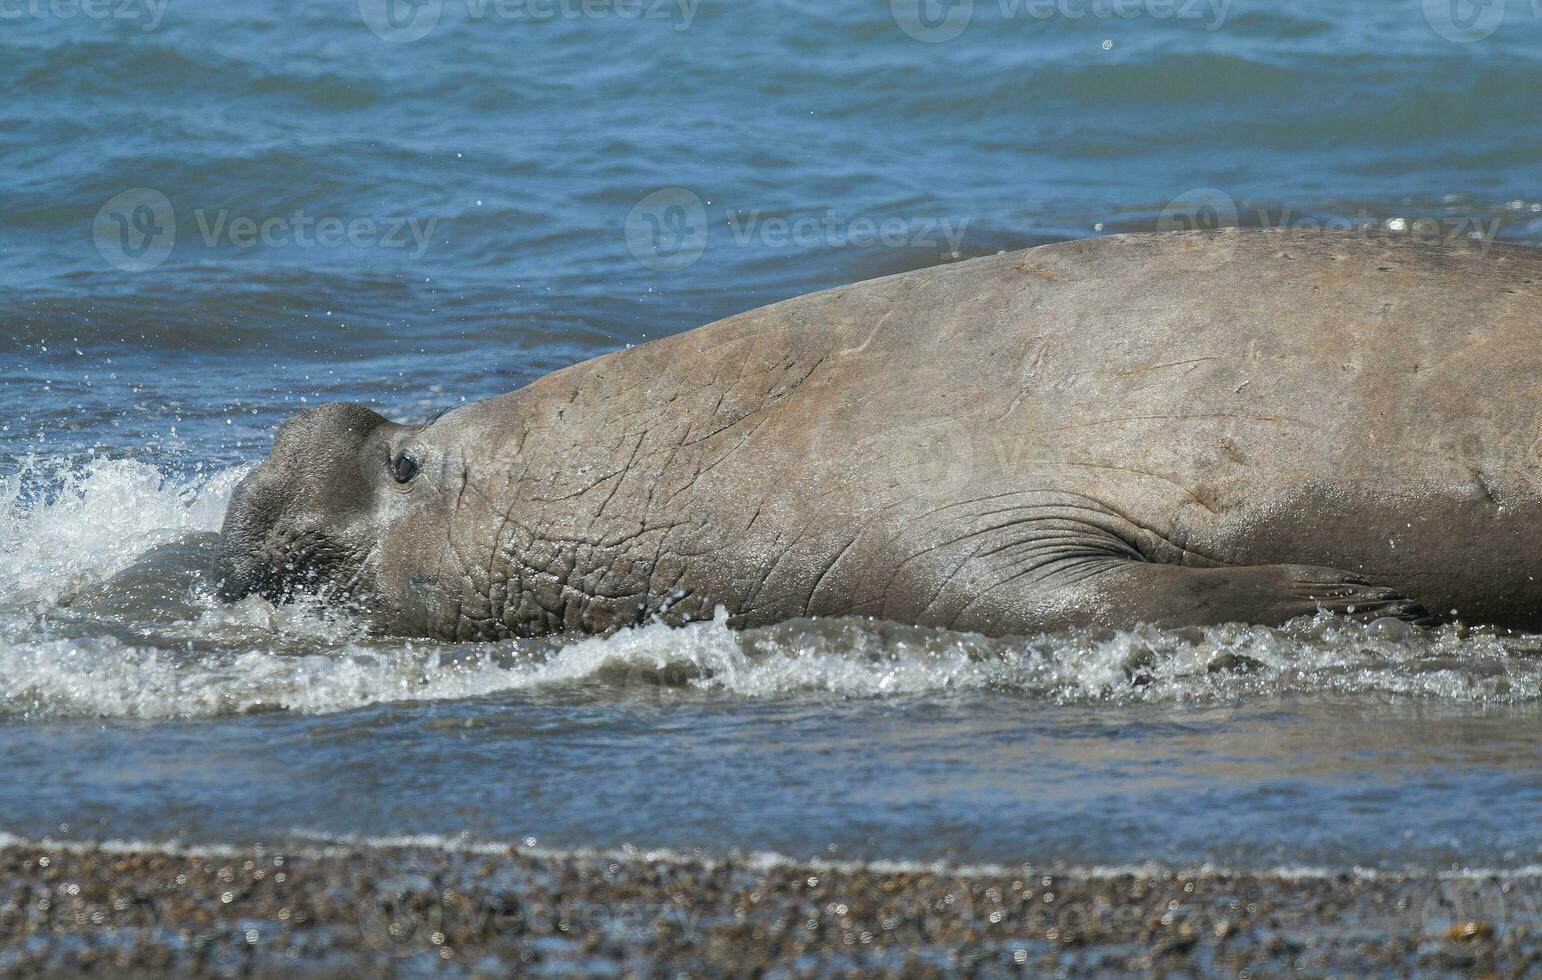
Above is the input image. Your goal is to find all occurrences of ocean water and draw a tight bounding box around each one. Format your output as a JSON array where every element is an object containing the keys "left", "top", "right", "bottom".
[{"left": 1, "top": 0, "right": 1540, "bottom": 873}]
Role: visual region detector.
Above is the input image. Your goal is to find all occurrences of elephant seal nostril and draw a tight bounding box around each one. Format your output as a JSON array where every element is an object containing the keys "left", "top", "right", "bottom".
[
  {"left": 213, "top": 558, "right": 269, "bottom": 603},
  {"left": 213, "top": 517, "right": 279, "bottom": 603}
]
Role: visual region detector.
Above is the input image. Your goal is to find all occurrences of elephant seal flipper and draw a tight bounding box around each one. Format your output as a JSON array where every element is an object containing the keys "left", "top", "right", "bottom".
[{"left": 964, "top": 555, "right": 1434, "bottom": 634}]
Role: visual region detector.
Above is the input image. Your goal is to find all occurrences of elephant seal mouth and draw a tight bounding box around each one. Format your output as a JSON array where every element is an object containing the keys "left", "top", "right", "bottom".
[
  {"left": 214, "top": 403, "right": 396, "bottom": 608},
  {"left": 214, "top": 527, "right": 360, "bottom": 605},
  {"left": 214, "top": 464, "right": 367, "bottom": 606}
]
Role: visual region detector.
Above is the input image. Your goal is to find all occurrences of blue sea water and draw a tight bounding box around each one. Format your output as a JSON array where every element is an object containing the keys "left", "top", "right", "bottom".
[{"left": 1, "top": 0, "right": 1540, "bottom": 873}]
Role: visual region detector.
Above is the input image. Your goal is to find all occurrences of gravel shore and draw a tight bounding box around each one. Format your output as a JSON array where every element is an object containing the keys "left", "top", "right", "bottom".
[{"left": 1, "top": 839, "right": 1538, "bottom": 977}]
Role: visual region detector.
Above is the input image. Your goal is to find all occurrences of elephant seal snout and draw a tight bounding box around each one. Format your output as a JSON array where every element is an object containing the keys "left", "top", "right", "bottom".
[
  {"left": 218, "top": 229, "right": 1542, "bottom": 639},
  {"left": 216, "top": 403, "right": 404, "bottom": 616}
]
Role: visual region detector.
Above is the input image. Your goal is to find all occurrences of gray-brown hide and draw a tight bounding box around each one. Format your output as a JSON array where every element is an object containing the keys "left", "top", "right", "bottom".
[{"left": 217, "top": 229, "right": 1542, "bottom": 639}]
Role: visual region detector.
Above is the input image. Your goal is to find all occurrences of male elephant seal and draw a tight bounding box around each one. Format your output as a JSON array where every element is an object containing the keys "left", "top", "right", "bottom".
[{"left": 217, "top": 229, "right": 1542, "bottom": 639}]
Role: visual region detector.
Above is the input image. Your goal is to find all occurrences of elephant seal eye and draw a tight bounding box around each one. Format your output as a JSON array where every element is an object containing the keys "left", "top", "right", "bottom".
[{"left": 391, "top": 451, "right": 421, "bottom": 484}]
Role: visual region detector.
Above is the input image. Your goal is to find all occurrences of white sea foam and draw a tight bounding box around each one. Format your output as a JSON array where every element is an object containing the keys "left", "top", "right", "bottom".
[
  {"left": 2, "top": 604, "right": 1539, "bottom": 720},
  {"left": 0, "top": 635, "right": 511, "bottom": 719},
  {"left": 0, "top": 456, "right": 247, "bottom": 616}
]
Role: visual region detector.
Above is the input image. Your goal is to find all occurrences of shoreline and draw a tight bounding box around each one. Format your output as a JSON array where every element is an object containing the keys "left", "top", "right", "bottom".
[{"left": 2, "top": 838, "right": 1538, "bottom": 977}]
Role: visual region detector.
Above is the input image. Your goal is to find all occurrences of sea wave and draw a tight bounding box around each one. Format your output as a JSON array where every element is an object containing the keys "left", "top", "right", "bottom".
[
  {"left": 0, "top": 457, "right": 246, "bottom": 617},
  {"left": 2, "top": 604, "right": 1539, "bottom": 721}
]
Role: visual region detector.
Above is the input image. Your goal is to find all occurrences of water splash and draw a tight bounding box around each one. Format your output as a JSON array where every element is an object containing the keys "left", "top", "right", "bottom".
[
  {"left": 0, "top": 457, "right": 247, "bottom": 619},
  {"left": 2, "top": 605, "right": 1538, "bottom": 721}
]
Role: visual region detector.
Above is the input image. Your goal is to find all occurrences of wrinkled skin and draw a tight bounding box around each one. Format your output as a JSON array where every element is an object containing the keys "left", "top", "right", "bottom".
[{"left": 217, "top": 229, "right": 1542, "bottom": 639}]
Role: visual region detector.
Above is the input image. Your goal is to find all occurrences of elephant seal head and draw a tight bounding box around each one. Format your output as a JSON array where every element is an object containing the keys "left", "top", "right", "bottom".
[{"left": 215, "top": 402, "right": 462, "bottom": 633}]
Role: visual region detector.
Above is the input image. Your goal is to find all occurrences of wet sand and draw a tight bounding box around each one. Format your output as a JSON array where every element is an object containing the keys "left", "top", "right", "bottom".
[{"left": 1, "top": 839, "right": 1538, "bottom": 977}]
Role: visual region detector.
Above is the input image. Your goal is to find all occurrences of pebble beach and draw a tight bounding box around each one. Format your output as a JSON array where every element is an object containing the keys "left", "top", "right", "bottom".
[{"left": 3, "top": 839, "right": 1538, "bottom": 977}]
